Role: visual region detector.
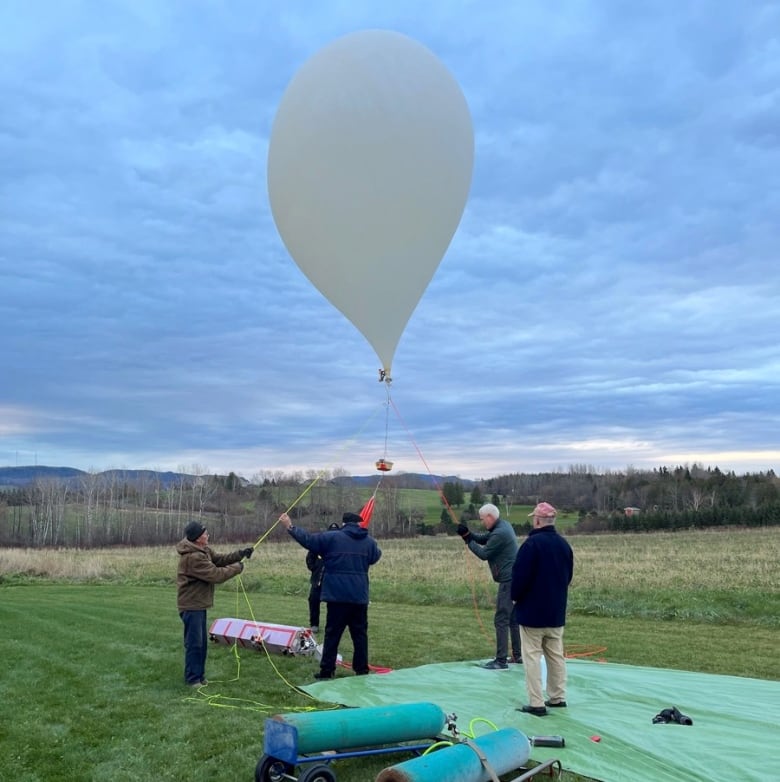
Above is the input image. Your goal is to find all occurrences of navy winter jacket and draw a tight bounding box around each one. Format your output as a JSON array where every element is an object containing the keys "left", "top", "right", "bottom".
[
  {"left": 511, "top": 525, "right": 574, "bottom": 628},
  {"left": 289, "top": 523, "right": 381, "bottom": 605}
]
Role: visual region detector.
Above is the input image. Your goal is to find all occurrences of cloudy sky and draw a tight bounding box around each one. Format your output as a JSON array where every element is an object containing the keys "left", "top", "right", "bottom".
[{"left": 2, "top": 1, "right": 778, "bottom": 481}]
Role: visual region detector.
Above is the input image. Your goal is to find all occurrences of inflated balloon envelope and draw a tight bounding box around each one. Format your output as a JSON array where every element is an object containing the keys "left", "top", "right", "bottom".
[{"left": 268, "top": 29, "right": 474, "bottom": 379}]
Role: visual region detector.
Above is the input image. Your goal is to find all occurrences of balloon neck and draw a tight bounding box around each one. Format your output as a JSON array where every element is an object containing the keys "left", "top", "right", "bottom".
[{"left": 378, "top": 368, "right": 392, "bottom": 384}]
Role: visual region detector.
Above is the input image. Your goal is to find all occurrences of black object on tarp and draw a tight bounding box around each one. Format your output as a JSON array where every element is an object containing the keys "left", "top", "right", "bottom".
[
  {"left": 652, "top": 706, "right": 693, "bottom": 726},
  {"left": 531, "top": 735, "right": 566, "bottom": 748}
]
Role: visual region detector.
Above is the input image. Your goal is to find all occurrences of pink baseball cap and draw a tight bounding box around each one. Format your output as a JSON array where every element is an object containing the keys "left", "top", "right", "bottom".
[{"left": 529, "top": 502, "right": 557, "bottom": 518}]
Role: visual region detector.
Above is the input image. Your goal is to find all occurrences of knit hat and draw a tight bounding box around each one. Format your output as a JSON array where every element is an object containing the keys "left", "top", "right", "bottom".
[
  {"left": 528, "top": 502, "right": 557, "bottom": 518},
  {"left": 185, "top": 521, "right": 206, "bottom": 541},
  {"left": 342, "top": 512, "right": 362, "bottom": 525}
]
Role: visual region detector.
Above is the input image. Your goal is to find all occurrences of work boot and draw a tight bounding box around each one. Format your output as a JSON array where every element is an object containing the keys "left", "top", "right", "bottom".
[
  {"left": 482, "top": 659, "right": 509, "bottom": 670},
  {"left": 518, "top": 704, "right": 548, "bottom": 716}
]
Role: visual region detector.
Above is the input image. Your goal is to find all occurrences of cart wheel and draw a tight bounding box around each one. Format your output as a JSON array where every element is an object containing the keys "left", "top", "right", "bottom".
[
  {"left": 298, "top": 764, "right": 337, "bottom": 782},
  {"left": 255, "top": 753, "right": 295, "bottom": 782}
]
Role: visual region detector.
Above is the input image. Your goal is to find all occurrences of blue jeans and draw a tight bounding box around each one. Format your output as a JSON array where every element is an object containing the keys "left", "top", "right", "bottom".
[{"left": 180, "top": 610, "right": 208, "bottom": 684}]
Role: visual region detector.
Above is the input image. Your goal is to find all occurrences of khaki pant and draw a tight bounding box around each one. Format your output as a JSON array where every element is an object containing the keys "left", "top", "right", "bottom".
[{"left": 519, "top": 625, "right": 566, "bottom": 707}]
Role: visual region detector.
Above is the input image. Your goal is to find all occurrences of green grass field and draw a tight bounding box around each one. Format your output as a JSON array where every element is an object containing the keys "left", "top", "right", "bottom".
[{"left": 1, "top": 526, "right": 778, "bottom": 781}]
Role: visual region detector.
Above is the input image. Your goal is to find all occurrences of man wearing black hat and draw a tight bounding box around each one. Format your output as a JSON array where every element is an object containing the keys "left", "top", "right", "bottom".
[
  {"left": 280, "top": 511, "right": 381, "bottom": 679},
  {"left": 176, "top": 520, "right": 254, "bottom": 686}
]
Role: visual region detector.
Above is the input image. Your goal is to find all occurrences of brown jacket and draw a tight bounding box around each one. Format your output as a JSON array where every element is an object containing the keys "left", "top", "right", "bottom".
[{"left": 176, "top": 538, "right": 244, "bottom": 611}]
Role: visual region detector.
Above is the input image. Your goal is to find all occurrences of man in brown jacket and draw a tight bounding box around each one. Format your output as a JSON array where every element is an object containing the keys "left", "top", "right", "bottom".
[{"left": 176, "top": 520, "right": 253, "bottom": 686}]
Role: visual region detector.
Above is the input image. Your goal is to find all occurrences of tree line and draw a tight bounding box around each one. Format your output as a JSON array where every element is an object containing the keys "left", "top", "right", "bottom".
[
  {"left": 0, "top": 470, "right": 427, "bottom": 548},
  {"left": 480, "top": 463, "right": 776, "bottom": 513},
  {"left": 1, "top": 463, "right": 777, "bottom": 548}
]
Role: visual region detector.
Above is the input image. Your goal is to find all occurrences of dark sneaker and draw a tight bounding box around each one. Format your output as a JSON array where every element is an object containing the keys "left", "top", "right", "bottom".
[
  {"left": 200, "top": 678, "right": 209, "bottom": 686},
  {"left": 518, "top": 704, "right": 548, "bottom": 716},
  {"left": 482, "top": 659, "right": 509, "bottom": 670},
  {"left": 510, "top": 655, "right": 523, "bottom": 664},
  {"left": 314, "top": 671, "right": 334, "bottom": 680},
  {"left": 545, "top": 699, "right": 567, "bottom": 708}
]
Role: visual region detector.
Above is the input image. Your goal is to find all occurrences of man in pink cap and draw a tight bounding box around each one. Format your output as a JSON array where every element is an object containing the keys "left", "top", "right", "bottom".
[{"left": 511, "top": 502, "right": 574, "bottom": 716}]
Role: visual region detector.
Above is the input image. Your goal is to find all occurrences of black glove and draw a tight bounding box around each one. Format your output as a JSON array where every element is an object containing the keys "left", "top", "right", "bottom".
[
  {"left": 456, "top": 523, "right": 472, "bottom": 543},
  {"left": 240, "top": 547, "right": 253, "bottom": 560}
]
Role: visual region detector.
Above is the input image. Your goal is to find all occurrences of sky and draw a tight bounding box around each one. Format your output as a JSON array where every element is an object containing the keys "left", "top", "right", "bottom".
[{"left": 1, "top": 1, "right": 779, "bottom": 481}]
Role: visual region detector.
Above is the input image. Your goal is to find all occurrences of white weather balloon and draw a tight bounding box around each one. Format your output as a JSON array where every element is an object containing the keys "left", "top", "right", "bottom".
[{"left": 267, "top": 29, "right": 474, "bottom": 378}]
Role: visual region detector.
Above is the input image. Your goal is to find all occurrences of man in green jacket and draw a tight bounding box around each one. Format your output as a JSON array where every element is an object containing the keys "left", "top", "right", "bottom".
[
  {"left": 176, "top": 521, "right": 253, "bottom": 686},
  {"left": 457, "top": 503, "right": 521, "bottom": 669}
]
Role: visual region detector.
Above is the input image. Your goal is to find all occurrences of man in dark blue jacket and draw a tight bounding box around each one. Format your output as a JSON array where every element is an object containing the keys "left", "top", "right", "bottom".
[
  {"left": 511, "top": 502, "right": 574, "bottom": 716},
  {"left": 280, "top": 511, "right": 381, "bottom": 679}
]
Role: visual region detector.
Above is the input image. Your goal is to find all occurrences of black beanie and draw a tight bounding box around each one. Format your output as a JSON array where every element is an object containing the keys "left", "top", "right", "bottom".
[
  {"left": 185, "top": 521, "right": 206, "bottom": 541},
  {"left": 342, "top": 512, "right": 362, "bottom": 525}
]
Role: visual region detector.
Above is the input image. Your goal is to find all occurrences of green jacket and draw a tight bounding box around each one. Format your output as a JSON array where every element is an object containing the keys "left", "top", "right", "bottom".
[
  {"left": 176, "top": 539, "right": 244, "bottom": 611},
  {"left": 467, "top": 518, "right": 518, "bottom": 583}
]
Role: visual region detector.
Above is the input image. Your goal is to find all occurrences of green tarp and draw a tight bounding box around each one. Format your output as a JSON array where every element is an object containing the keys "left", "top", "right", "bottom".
[{"left": 301, "top": 659, "right": 780, "bottom": 781}]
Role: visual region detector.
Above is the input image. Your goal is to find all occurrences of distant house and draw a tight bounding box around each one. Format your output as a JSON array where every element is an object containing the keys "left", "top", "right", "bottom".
[{"left": 624, "top": 507, "right": 641, "bottom": 517}]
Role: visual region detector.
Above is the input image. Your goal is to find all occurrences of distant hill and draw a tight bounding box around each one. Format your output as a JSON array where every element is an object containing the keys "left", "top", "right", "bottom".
[
  {"left": 0, "top": 466, "right": 87, "bottom": 487},
  {"left": 0, "top": 466, "right": 194, "bottom": 490},
  {"left": 0, "top": 466, "right": 475, "bottom": 491}
]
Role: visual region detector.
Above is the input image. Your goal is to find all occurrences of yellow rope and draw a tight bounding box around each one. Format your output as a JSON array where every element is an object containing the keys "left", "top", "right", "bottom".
[
  {"left": 188, "top": 400, "right": 387, "bottom": 712},
  {"left": 421, "top": 740, "right": 454, "bottom": 755},
  {"left": 421, "top": 716, "right": 499, "bottom": 754},
  {"left": 464, "top": 717, "right": 499, "bottom": 738}
]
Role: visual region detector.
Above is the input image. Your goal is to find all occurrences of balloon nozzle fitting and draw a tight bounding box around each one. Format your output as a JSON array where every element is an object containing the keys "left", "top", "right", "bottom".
[{"left": 378, "top": 368, "right": 392, "bottom": 384}]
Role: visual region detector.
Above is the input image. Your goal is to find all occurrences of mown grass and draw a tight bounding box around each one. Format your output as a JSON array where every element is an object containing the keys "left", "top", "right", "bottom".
[
  {"left": 2, "top": 527, "right": 779, "bottom": 781},
  {"left": 3, "top": 585, "right": 778, "bottom": 782}
]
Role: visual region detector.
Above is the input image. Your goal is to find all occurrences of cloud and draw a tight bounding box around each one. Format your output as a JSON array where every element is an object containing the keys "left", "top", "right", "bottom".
[{"left": 1, "top": 1, "right": 778, "bottom": 479}]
